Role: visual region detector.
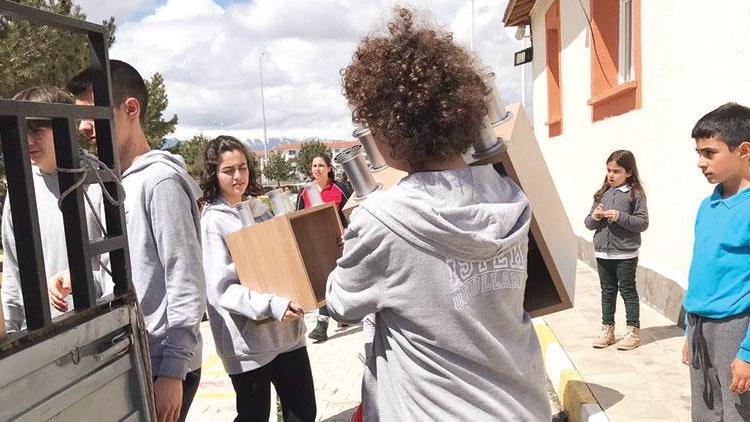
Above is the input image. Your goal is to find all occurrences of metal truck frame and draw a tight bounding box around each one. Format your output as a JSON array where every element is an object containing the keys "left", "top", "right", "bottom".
[{"left": 0, "top": 2, "right": 155, "bottom": 420}]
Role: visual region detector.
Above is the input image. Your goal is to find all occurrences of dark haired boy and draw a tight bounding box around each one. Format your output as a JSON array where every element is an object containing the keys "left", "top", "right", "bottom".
[
  {"left": 684, "top": 102, "right": 750, "bottom": 420},
  {"left": 62, "top": 60, "right": 206, "bottom": 422},
  {"left": 325, "top": 8, "right": 549, "bottom": 421}
]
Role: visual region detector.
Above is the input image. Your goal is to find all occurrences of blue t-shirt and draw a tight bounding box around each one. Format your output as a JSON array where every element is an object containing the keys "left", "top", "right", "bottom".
[{"left": 685, "top": 184, "right": 750, "bottom": 362}]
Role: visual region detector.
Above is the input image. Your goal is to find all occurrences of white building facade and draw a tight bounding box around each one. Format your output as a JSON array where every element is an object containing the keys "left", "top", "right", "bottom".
[{"left": 503, "top": 0, "right": 750, "bottom": 322}]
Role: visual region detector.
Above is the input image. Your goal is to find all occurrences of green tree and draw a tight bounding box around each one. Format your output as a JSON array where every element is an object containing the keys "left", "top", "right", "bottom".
[
  {"left": 0, "top": 0, "right": 116, "bottom": 98},
  {"left": 143, "top": 73, "right": 178, "bottom": 149},
  {"left": 0, "top": 0, "right": 116, "bottom": 226},
  {"left": 295, "top": 140, "right": 329, "bottom": 179},
  {"left": 263, "top": 152, "right": 293, "bottom": 187},
  {"left": 0, "top": 2, "right": 176, "bottom": 149},
  {"left": 166, "top": 133, "right": 208, "bottom": 179}
]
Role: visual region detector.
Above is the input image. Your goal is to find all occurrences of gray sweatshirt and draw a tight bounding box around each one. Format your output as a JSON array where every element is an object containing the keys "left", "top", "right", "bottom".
[
  {"left": 2, "top": 167, "right": 105, "bottom": 332},
  {"left": 200, "top": 197, "right": 306, "bottom": 375},
  {"left": 326, "top": 165, "right": 550, "bottom": 421},
  {"left": 584, "top": 185, "right": 648, "bottom": 255},
  {"left": 120, "top": 150, "right": 206, "bottom": 379}
]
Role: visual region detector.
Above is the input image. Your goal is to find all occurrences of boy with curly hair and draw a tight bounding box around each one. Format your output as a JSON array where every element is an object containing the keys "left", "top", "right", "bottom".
[{"left": 325, "top": 8, "right": 550, "bottom": 421}]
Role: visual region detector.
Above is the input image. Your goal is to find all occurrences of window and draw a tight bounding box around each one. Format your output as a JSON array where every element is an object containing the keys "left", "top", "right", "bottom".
[
  {"left": 588, "top": 0, "right": 641, "bottom": 121},
  {"left": 545, "top": 0, "right": 562, "bottom": 137},
  {"left": 618, "top": 0, "right": 633, "bottom": 83}
]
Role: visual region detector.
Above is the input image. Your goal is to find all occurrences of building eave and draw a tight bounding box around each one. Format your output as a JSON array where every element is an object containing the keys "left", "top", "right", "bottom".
[{"left": 503, "top": 0, "right": 537, "bottom": 27}]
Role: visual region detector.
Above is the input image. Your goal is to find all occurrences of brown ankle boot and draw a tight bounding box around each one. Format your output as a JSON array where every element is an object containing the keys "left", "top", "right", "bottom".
[
  {"left": 592, "top": 324, "right": 616, "bottom": 348},
  {"left": 616, "top": 326, "right": 641, "bottom": 350}
]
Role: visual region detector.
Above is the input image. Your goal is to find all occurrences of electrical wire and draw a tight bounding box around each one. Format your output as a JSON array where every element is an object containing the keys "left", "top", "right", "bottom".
[{"left": 575, "top": 0, "right": 617, "bottom": 89}]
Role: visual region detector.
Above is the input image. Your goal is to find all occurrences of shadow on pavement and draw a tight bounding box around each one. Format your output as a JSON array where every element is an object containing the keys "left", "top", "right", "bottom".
[
  {"left": 321, "top": 325, "right": 363, "bottom": 342},
  {"left": 584, "top": 381, "right": 624, "bottom": 411},
  {"left": 638, "top": 324, "right": 683, "bottom": 346}
]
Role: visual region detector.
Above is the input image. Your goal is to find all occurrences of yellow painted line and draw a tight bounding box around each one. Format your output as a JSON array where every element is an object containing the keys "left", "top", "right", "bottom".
[
  {"left": 534, "top": 323, "right": 557, "bottom": 362},
  {"left": 534, "top": 320, "right": 605, "bottom": 422}
]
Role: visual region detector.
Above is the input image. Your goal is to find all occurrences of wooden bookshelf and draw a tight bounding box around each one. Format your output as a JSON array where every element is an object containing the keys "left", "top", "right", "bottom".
[{"left": 225, "top": 203, "right": 344, "bottom": 312}]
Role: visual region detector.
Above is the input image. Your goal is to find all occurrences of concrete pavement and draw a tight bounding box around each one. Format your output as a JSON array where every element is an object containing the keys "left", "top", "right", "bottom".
[
  {"left": 186, "top": 313, "right": 364, "bottom": 422},
  {"left": 543, "top": 261, "right": 691, "bottom": 421},
  {"left": 187, "top": 260, "right": 692, "bottom": 421}
]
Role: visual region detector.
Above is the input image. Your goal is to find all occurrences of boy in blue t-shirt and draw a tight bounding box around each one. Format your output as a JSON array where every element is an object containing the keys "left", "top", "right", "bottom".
[{"left": 684, "top": 102, "right": 750, "bottom": 420}]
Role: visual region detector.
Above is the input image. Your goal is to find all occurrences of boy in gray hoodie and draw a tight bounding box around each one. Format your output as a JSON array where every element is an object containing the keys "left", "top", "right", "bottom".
[
  {"left": 2, "top": 86, "right": 106, "bottom": 332},
  {"left": 328, "top": 8, "right": 550, "bottom": 421},
  {"left": 64, "top": 60, "right": 206, "bottom": 422}
]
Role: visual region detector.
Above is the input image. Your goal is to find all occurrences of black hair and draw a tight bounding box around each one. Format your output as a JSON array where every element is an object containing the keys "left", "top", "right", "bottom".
[
  {"left": 312, "top": 153, "right": 335, "bottom": 182},
  {"left": 691, "top": 102, "right": 750, "bottom": 150},
  {"left": 67, "top": 59, "right": 149, "bottom": 121},
  {"left": 593, "top": 150, "right": 645, "bottom": 203},
  {"left": 199, "top": 135, "right": 263, "bottom": 204}
]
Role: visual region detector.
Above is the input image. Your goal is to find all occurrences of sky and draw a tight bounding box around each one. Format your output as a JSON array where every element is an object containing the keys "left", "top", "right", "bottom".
[{"left": 75, "top": 0, "right": 525, "bottom": 142}]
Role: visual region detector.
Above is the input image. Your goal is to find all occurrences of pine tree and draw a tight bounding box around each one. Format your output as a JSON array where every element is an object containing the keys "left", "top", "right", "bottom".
[
  {"left": 166, "top": 133, "right": 208, "bottom": 180},
  {"left": 0, "top": 0, "right": 115, "bottom": 98},
  {"left": 263, "top": 152, "right": 294, "bottom": 187},
  {"left": 295, "top": 140, "right": 329, "bottom": 179},
  {"left": 143, "top": 73, "right": 178, "bottom": 149}
]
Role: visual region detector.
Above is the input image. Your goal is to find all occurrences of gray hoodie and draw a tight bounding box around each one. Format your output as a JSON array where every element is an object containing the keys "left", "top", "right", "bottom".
[
  {"left": 120, "top": 150, "right": 206, "bottom": 379},
  {"left": 2, "top": 167, "right": 105, "bottom": 332},
  {"left": 200, "top": 197, "right": 306, "bottom": 375},
  {"left": 584, "top": 185, "right": 648, "bottom": 255},
  {"left": 326, "top": 165, "right": 550, "bottom": 421}
]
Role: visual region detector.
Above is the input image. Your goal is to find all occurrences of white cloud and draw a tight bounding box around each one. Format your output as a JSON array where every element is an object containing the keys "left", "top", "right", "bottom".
[
  {"left": 107, "top": 0, "right": 524, "bottom": 141},
  {"left": 75, "top": 0, "right": 157, "bottom": 24},
  {"left": 145, "top": 0, "right": 224, "bottom": 23}
]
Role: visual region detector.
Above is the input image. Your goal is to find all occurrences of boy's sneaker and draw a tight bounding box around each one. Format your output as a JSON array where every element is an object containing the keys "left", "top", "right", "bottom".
[
  {"left": 616, "top": 326, "right": 641, "bottom": 350},
  {"left": 592, "top": 324, "right": 616, "bottom": 348},
  {"left": 308, "top": 319, "right": 329, "bottom": 342}
]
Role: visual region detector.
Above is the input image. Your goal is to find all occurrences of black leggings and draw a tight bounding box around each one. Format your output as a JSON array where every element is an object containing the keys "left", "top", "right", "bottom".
[{"left": 229, "top": 347, "right": 316, "bottom": 422}]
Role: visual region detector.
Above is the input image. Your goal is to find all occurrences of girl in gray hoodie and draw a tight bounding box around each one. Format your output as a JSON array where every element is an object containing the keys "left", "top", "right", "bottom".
[
  {"left": 199, "top": 136, "right": 316, "bottom": 422},
  {"left": 328, "top": 8, "right": 549, "bottom": 421}
]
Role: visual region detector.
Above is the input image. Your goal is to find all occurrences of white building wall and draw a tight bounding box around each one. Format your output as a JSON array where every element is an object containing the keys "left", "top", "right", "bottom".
[{"left": 528, "top": 0, "right": 750, "bottom": 288}]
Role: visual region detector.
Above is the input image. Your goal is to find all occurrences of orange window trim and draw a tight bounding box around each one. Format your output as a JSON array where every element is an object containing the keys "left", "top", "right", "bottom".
[
  {"left": 589, "top": 0, "right": 641, "bottom": 122},
  {"left": 545, "top": 0, "right": 562, "bottom": 137}
]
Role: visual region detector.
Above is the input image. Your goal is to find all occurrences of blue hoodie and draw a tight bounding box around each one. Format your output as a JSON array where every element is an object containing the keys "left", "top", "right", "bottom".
[{"left": 685, "top": 185, "right": 750, "bottom": 362}]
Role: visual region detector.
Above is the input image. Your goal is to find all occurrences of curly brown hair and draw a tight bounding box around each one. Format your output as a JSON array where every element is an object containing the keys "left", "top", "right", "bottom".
[{"left": 342, "top": 7, "right": 489, "bottom": 170}]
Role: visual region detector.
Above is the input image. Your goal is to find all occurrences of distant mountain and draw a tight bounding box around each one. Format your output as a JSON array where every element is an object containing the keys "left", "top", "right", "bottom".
[
  {"left": 243, "top": 137, "right": 299, "bottom": 152},
  {"left": 161, "top": 137, "right": 181, "bottom": 150},
  {"left": 162, "top": 136, "right": 335, "bottom": 153}
]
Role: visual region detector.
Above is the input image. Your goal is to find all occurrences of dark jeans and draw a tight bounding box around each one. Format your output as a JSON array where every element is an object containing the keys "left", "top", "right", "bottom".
[
  {"left": 318, "top": 306, "right": 330, "bottom": 318},
  {"left": 229, "top": 347, "right": 316, "bottom": 422},
  {"left": 179, "top": 368, "right": 202, "bottom": 422},
  {"left": 596, "top": 257, "right": 640, "bottom": 328},
  {"left": 152, "top": 367, "right": 201, "bottom": 422}
]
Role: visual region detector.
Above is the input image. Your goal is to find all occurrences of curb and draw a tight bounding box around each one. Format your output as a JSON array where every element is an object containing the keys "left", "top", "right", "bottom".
[{"left": 533, "top": 318, "right": 609, "bottom": 422}]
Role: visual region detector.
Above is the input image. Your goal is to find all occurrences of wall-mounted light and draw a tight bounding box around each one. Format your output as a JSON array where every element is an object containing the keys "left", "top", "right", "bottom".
[
  {"left": 514, "top": 46, "right": 533, "bottom": 66},
  {"left": 515, "top": 24, "right": 527, "bottom": 41}
]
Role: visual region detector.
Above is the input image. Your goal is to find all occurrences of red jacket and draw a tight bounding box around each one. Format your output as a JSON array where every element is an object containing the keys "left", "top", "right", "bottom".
[{"left": 296, "top": 180, "right": 352, "bottom": 226}]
